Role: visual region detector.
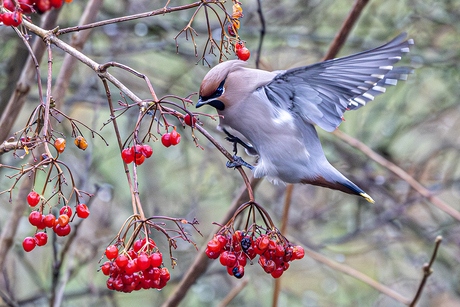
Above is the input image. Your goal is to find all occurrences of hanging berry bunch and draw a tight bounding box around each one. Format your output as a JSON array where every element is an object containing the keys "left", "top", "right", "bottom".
[
  {"left": 100, "top": 215, "right": 201, "bottom": 292},
  {"left": 23, "top": 188, "right": 90, "bottom": 252},
  {"left": 206, "top": 202, "right": 304, "bottom": 279},
  {"left": 226, "top": 2, "right": 250, "bottom": 61},
  {"left": 0, "top": 0, "right": 73, "bottom": 27}
]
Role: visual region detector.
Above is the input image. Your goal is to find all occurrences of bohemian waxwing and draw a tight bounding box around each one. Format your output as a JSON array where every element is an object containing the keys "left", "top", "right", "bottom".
[{"left": 196, "top": 33, "right": 414, "bottom": 203}]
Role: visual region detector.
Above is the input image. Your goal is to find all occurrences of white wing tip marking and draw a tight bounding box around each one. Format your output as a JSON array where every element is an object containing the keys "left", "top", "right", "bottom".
[
  {"left": 371, "top": 74, "right": 385, "bottom": 79},
  {"left": 348, "top": 100, "right": 359, "bottom": 107},
  {"left": 385, "top": 79, "right": 398, "bottom": 85},
  {"left": 401, "top": 47, "right": 410, "bottom": 53},
  {"left": 358, "top": 86, "right": 369, "bottom": 91},
  {"left": 362, "top": 93, "right": 374, "bottom": 100},
  {"left": 408, "top": 39, "right": 414, "bottom": 45},
  {"left": 379, "top": 66, "right": 393, "bottom": 70},
  {"left": 372, "top": 86, "right": 386, "bottom": 93},
  {"left": 353, "top": 97, "right": 366, "bottom": 105},
  {"left": 389, "top": 56, "right": 402, "bottom": 60}
]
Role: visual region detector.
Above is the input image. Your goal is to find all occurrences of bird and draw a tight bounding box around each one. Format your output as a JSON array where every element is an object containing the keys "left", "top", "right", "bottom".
[{"left": 196, "top": 33, "right": 414, "bottom": 203}]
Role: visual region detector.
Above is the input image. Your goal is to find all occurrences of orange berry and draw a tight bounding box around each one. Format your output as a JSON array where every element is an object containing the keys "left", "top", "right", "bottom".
[{"left": 54, "top": 138, "right": 66, "bottom": 153}]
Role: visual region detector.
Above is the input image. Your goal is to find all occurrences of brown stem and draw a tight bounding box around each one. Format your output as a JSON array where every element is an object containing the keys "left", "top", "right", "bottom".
[
  {"left": 162, "top": 176, "right": 261, "bottom": 307},
  {"left": 333, "top": 130, "right": 460, "bottom": 222},
  {"left": 409, "top": 236, "right": 443, "bottom": 307},
  {"left": 217, "top": 278, "right": 249, "bottom": 307},
  {"left": 322, "top": 0, "right": 370, "bottom": 61}
]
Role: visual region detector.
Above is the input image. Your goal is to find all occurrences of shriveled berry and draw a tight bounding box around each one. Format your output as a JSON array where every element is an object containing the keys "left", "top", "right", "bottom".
[
  {"left": 54, "top": 138, "right": 66, "bottom": 153},
  {"left": 74, "top": 136, "right": 88, "bottom": 150},
  {"left": 293, "top": 245, "right": 305, "bottom": 260},
  {"left": 133, "top": 154, "right": 145, "bottom": 165},
  {"left": 263, "top": 260, "right": 276, "bottom": 274},
  {"left": 57, "top": 214, "right": 69, "bottom": 227},
  {"left": 241, "top": 237, "right": 252, "bottom": 251},
  {"left": 233, "top": 265, "right": 244, "bottom": 279},
  {"left": 271, "top": 266, "right": 284, "bottom": 278},
  {"left": 205, "top": 247, "right": 220, "bottom": 259}
]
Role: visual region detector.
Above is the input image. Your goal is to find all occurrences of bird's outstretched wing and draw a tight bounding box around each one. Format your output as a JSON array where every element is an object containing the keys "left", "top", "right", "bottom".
[{"left": 263, "top": 33, "right": 414, "bottom": 132}]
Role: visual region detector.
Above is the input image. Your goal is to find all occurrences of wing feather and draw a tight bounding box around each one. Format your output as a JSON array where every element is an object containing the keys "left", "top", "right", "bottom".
[{"left": 264, "top": 33, "right": 414, "bottom": 132}]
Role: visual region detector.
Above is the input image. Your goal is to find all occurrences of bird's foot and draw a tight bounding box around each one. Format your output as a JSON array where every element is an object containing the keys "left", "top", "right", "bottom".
[
  {"left": 226, "top": 155, "right": 254, "bottom": 170},
  {"left": 222, "top": 127, "right": 254, "bottom": 155}
]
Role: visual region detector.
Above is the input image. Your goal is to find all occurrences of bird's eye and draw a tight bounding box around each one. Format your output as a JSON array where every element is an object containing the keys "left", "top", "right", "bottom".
[{"left": 202, "top": 78, "right": 226, "bottom": 101}]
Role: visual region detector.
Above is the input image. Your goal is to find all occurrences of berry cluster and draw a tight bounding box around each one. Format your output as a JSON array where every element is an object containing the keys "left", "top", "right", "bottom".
[
  {"left": 121, "top": 144, "right": 153, "bottom": 166},
  {"left": 23, "top": 191, "right": 90, "bottom": 252},
  {"left": 101, "top": 238, "right": 170, "bottom": 292},
  {"left": 161, "top": 127, "right": 181, "bottom": 148},
  {"left": 206, "top": 230, "right": 304, "bottom": 279},
  {"left": 226, "top": 2, "right": 250, "bottom": 61},
  {"left": 0, "top": 0, "right": 73, "bottom": 28}
]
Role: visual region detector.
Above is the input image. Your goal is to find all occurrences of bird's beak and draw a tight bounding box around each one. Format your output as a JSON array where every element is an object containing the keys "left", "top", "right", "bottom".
[{"left": 196, "top": 98, "right": 207, "bottom": 108}]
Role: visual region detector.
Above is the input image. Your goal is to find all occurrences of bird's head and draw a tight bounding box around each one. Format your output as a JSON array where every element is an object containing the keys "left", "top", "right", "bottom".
[{"left": 196, "top": 60, "right": 248, "bottom": 111}]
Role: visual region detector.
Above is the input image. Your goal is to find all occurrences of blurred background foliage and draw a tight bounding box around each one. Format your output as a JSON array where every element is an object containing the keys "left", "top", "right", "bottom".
[{"left": 1, "top": 0, "right": 460, "bottom": 306}]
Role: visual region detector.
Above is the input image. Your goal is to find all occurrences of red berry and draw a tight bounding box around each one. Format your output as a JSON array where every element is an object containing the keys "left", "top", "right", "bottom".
[
  {"left": 219, "top": 251, "right": 229, "bottom": 266},
  {"left": 133, "top": 239, "right": 144, "bottom": 253},
  {"left": 169, "top": 128, "right": 181, "bottom": 146},
  {"left": 121, "top": 273, "right": 134, "bottom": 285},
  {"left": 29, "top": 211, "right": 43, "bottom": 227},
  {"left": 57, "top": 214, "right": 69, "bottom": 227},
  {"left": 60, "top": 206, "right": 72, "bottom": 218},
  {"left": 258, "top": 236, "right": 270, "bottom": 251},
  {"left": 207, "top": 239, "right": 221, "bottom": 253},
  {"left": 274, "top": 244, "right": 285, "bottom": 257},
  {"left": 271, "top": 266, "right": 284, "bottom": 278},
  {"left": 293, "top": 245, "right": 305, "bottom": 260},
  {"left": 116, "top": 254, "right": 128, "bottom": 268},
  {"left": 150, "top": 252, "right": 162, "bottom": 267},
  {"left": 130, "top": 145, "right": 143, "bottom": 160},
  {"left": 235, "top": 41, "right": 245, "bottom": 52},
  {"left": 264, "top": 260, "right": 276, "bottom": 274},
  {"left": 160, "top": 267, "right": 170, "bottom": 282},
  {"left": 106, "top": 277, "right": 114, "bottom": 290},
  {"left": 226, "top": 252, "right": 237, "bottom": 267},
  {"left": 121, "top": 148, "right": 134, "bottom": 164},
  {"left": 124, "top": 259, "right": 139, "bottom": 274},
  {"left": 161, "top": 133, "right": 171, "bottom": 147},
  {"left": 19, "top": 0, "right": 34, "bottom": 14},
  {"left": 2, "top": 12, "right": 22, "bottom": 27},
  {"left": 27, "top": 191, "right": 40, "bottom": 207},
  {"left": 50, "top": 0, "right": 63, "bottom": 9},
  {"left": 36, "top": 0, "right": 52, "bottom": 13},
  {"left": 137, "top": 253, "right": 150, "bottom": 270},
  {"left": 205, "top": 247, "right": 220, "bottom": 259},
  {"left": 237, "top": 47, "right": 250, "bottom": 61},
  {"left": 101, "top": 261, "right": 111, "bottom": 275},
  {"left": 105, "top": 245, "right": 118, "bottom": 259},
  {"left": 141, "top": 144, "right": 153, "bottom": 158},
  {"left": 3, "top": 0, "right": 15, "bottom": 11},
  {"left": 53, "top": 223, "right": 71, "bottom": 236},
  {"left": 237, "top": 252, "right": 247, "bottom": 266},
  {"left": 76, "top": 204, "right": 90, "bottom": 218},
  {"left": 184, "top": 114, "right": 196, "bottom": 126},
  {"left": 284, "top": 246, "right": 294, "bottom": 262},
  {"left": 43, "top": 214, "right": 56, "bottom": 228},
  {"left": 35, "top": 232, "right": 48, "bottom": 246},
  {"left": 23, "top": 237, "right": 36, "bottom": 252}
]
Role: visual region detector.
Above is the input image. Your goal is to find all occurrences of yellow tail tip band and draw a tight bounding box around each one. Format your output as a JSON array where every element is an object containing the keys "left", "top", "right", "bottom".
[{"left": 360, "top": 192, "right": 375, "bottom": 204}]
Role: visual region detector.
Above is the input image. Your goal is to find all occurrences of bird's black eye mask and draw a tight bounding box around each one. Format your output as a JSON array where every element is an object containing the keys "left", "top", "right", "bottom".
[{"left": 198, "top": 78, "right": 226, "bottom": 111}]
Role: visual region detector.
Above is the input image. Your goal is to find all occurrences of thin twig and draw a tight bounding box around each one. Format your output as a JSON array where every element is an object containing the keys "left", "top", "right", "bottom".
[
  {"left": 255, "top": 0, "right": 265, "bottom": 69},
  {"left": 303, "top": 246, "right": 411, "bottom": 305},
  {"left": 409, "top": 236, "right": 443, "bottom": 307},
  {"left": 217, "top": 278, "right": 249, "bottom": 307},
  {"left": 322, "top": 0, "right": 370, "bottom": 61},
  {"left": 333, "top": 130, "right": 460, "bottom": 222}
]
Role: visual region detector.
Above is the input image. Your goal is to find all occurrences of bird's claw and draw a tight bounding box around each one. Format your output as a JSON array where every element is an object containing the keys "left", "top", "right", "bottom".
[{"left": 226, "top": 155, "right": 254, "bottom": 170}]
